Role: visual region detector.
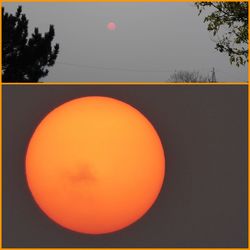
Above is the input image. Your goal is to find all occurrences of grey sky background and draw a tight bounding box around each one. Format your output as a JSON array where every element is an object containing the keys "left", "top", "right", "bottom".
[{"left": 3, "top": 2, "right": 248, "bottom": 82}]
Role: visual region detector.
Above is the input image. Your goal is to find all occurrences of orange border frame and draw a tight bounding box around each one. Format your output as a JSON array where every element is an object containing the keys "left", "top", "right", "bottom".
[{"left": 0, "top": 1, "right": 249, "bottom": 249}]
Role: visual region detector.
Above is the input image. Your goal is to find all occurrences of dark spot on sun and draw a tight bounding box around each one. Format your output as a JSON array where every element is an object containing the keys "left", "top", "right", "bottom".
[{"left": 69, "top": 163, "right": 96, "bottom": 183}]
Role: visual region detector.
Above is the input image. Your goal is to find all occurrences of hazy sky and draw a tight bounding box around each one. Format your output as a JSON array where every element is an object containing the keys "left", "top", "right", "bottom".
[{"left": 3, "top": 2, "right": 248, "bottom": 82}]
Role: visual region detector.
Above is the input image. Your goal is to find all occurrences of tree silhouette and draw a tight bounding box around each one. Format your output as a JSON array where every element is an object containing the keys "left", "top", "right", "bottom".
[
  {"left": 168, "top": 70, "right": 213, "bottom": 83},
  {"left": 2, "top": 6, "right": 59, "bottom": 82},
  {"left": 195, "top": 2, "right": 248, "bottom": 67}
]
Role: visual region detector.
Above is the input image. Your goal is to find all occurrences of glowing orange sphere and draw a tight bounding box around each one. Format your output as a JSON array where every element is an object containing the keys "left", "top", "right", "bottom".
[
  {"left": 107, "top": 22, "right": 116, "bottom": 31},
  {"left": 26, "top": 96, "right": 165, "bottom": 234}
]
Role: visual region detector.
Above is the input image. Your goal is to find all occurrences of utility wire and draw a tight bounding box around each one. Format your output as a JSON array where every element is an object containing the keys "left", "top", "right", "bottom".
[
  {"left": 55, "top": 61, "right": 247, "bottom": 82},
  {"left": 56, "top": 61, "right": 176, "bottom": 73}
]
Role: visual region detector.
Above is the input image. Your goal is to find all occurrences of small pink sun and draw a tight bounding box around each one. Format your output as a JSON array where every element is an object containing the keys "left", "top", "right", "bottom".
[{"left": 107, "top": 22, "right": 117, "bottom": 31}]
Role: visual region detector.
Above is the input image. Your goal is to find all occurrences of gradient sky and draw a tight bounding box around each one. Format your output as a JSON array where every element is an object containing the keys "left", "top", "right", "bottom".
[{"left": 3, "top": 2, "right": 248, "bottom": 82}]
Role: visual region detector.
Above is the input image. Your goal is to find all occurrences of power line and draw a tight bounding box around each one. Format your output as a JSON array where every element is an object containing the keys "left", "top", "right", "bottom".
[
  {"left": 56, "top": 61, "right": 176, "bottom": 73},
  {"left": 55, "top": 61, "right": 247, "bottom": 82}
]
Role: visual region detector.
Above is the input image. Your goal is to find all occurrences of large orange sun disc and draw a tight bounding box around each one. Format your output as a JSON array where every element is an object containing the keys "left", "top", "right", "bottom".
[{"left": 26, "top": 96, "right": 166, "bottom": 234}]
